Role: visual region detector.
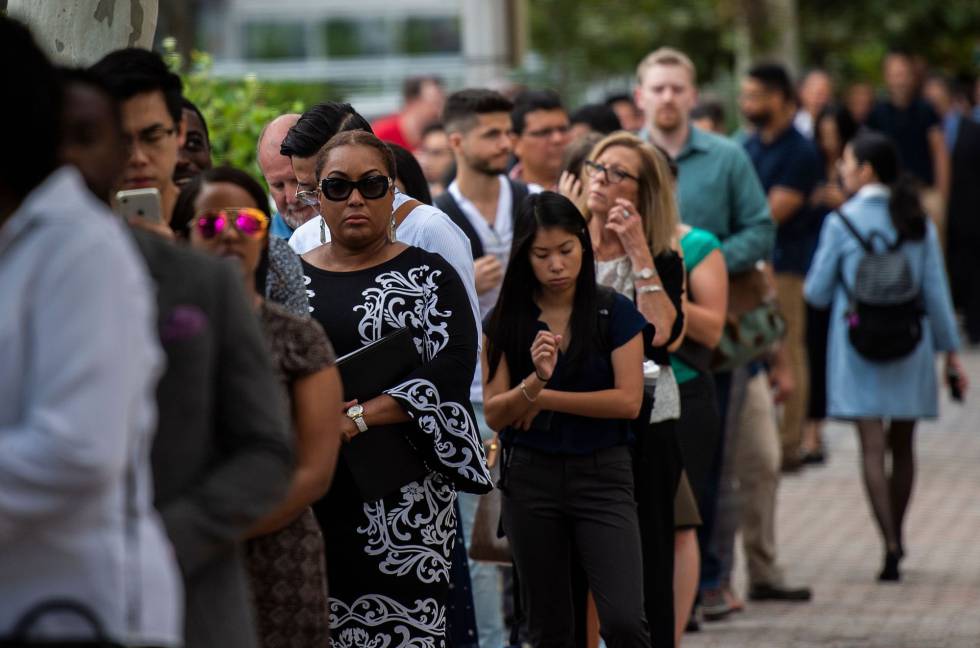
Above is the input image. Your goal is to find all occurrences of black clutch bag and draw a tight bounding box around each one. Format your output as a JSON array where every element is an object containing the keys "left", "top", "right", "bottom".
[{"left": 336, "top": 327, "right": 428, "bottom": 502}]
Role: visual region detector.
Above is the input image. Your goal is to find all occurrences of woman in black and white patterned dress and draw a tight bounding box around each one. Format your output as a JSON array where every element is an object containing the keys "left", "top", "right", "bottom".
[{"left": 301, "top": 130, "right": 492, "bottom": 647}]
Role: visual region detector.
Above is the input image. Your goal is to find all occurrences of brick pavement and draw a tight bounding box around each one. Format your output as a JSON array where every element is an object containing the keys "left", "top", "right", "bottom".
[{"left": 683, "top": 349, "right": 980, "bottom": 648}]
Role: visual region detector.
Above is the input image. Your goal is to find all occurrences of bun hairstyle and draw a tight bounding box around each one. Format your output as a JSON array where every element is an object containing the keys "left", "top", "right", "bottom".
[{"left": 850, "top": 131, "right": 926, "bottom": 241}]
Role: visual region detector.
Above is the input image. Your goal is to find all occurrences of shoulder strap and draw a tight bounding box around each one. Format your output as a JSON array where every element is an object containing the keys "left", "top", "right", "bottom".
[
  {"left": 393, "top": 198, "right": 422, "bottom": 228},
  {"left": 509, "top": 179, "right": 531, "bottom": 229},
  {"left": 434, "top": 191, "right": 485, "bottom": 259},
  {"left": 835, "top": 210, "right": 873, "bottom": 252}
]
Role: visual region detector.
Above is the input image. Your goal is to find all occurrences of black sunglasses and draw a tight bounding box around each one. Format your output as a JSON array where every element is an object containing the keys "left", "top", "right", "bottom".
[{"left": 319, "top": 175, "right": 392, "bottom": 202}]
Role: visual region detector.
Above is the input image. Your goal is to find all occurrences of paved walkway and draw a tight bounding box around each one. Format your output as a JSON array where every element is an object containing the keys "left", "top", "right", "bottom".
[{"left": 684, "top": 349, "right": 980, "bottom": 648}]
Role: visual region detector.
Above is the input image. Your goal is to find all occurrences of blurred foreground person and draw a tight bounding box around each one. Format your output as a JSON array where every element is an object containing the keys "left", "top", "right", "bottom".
[
  {"left": 1, "top": 17, "right": 181, "bottom": 644},
  {"left": 90, "top": 47, "right": 294, "bottom": 648}
]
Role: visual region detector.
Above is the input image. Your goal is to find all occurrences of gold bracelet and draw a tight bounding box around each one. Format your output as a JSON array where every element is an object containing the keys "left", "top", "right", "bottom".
[{"left": 520, "top": 380, "right": 537, "bottom": 402}]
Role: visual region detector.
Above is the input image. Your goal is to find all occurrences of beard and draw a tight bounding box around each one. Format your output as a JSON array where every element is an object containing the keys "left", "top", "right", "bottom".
[
  {"left": 282, "top": 205, "right": 315, "bottom": 230},
  {"left": 744, "top": 110, "right": 772, "bottom": 129},
  {"left": 463, "top": 151, "right": 507, "bottom": 177},
  {"left": 654, "top": 106, "right": 683, "bottom": 133}
]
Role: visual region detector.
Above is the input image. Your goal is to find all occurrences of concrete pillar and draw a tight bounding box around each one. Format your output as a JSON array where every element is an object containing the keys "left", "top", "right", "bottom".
[
  {"left": 461, "top": 0, "right": 519, "bottom": 87},
  {"left": 7, "top": 0, "right": 159, "bottom": 66}
]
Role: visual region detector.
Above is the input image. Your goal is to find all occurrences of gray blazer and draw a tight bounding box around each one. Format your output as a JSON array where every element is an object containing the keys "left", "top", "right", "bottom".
[{"left": 132, "top": 230, "right": 294, "bottom": 648}]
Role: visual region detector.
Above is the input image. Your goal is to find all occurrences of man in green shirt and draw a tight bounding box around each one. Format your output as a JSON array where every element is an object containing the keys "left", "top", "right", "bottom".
[
  {"left": 636, "top": 48, "right": 774, "bottom": 272},
  {"left": 636, "top": 47, "right": 811, "bottom": 619}
]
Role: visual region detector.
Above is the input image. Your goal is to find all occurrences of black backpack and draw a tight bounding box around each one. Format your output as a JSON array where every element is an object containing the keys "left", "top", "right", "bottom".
[{"left": 837, "top": 212, "right": 925, "bottom": 362}]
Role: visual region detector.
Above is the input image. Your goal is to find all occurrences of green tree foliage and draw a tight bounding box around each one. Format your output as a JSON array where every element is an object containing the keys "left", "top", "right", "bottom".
[
  {"left": 527, "top": 0, "right": 979, "bottom": 93},
  {"left": 162, "top": 38, "right": 311, "bottom": 181},
  {"left": 527, "top": 0, "right": 733, "bottom": 96},
  {"left": 799, "top": 1, "right": 980, "bottom": 83}
]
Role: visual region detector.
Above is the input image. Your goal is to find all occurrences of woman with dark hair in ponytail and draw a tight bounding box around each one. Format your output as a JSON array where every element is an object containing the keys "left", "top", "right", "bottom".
[
  {"left": 805, "top": 132, "right": 966, "bottom": 582},
  {"left": 174, "top": 166, "right": 344, "bottom": 645}
]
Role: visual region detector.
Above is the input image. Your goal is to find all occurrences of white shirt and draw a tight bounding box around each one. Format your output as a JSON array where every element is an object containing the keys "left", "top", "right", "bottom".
[
  {"left": 289, "top": 189, "right": 481, "bottom": 350},
  {"left": 447, "top": 177, "right": 541, "bottom": 404},
  {"left": 794, "top": 110, "right": 815, "bottom": 139},
  {"left": 448, "top": 176, "right": 515, "bottom": 317},
  {"left": 0, "top": 168, "right": 182, "bottom": 644}
]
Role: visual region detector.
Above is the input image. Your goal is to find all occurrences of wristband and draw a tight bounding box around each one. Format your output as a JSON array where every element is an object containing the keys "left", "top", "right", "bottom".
[{"left": 534, "top": 369, "right": 549, "bottom": 383}]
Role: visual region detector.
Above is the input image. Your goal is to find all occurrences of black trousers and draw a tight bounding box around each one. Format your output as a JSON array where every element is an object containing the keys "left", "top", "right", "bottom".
[
  {"left": 633, "top": 420, "right": 683, "bottom": 648},
  {"left": 502, "top": 445, "right": 651, "bottom": 648}
]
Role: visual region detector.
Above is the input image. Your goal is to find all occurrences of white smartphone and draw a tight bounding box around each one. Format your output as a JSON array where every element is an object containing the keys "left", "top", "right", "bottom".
[{"left": 114, "top": 188, "right": 162, "bottom": 223}]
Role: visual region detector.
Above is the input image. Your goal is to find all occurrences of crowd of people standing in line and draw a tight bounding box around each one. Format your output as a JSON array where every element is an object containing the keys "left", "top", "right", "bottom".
[{"left": 1, "top": 11, "right": 975, "bottom": 648}]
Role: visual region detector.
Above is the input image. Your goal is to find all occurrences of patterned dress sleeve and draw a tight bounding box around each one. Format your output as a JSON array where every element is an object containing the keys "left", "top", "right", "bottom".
[
  {"left": 266, "top": 236, "right": 311, "bottom": 318},
  {"left": 261, "top": 302, "right": 335, "bottom": 383},
  {"left": 380, "top": 254, "right": 493, "bottom": 495}
]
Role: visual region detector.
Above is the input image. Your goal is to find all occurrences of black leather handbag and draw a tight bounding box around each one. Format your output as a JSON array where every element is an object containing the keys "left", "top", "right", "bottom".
[{"left": 0, "top": 599, "right": 124, "bottom": 647}]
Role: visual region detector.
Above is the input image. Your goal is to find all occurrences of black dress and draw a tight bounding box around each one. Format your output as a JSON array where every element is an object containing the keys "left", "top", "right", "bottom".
[{"left": 302, "top": 246, "right": 492, "bottom": 648}]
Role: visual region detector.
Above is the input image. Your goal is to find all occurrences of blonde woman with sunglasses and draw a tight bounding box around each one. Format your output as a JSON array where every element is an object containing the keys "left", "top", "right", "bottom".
[{"left": 172, "top": 166, "right": 344, "bottom": 647}]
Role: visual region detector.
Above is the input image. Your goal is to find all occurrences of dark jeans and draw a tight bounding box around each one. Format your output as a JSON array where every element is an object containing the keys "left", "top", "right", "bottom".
[
  {"left": 502, "top": 445, "right": 651, "bottom": 648},
  {"left": 699, "top": 370, "right": 732, "bottom": 589}
]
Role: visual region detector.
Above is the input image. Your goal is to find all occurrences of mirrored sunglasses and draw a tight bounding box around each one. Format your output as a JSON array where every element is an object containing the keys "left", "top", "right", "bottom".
[{"left": 194, "top": 207, "right": 269, "bottom": 239}]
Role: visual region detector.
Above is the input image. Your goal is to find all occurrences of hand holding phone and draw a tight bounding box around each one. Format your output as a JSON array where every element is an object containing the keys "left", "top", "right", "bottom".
[
  {"left": 946, "top": 353, "right": 967, "bottom": 403},
  {"left": 114, "top": 188, "right": 162, "bottom": 223}
]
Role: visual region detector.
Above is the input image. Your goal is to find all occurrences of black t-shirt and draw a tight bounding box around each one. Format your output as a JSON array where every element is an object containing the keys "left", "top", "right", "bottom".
[
  {"left": 487, "top": 291, "right": 649, "bottom": 455},
  {"left": 867, "top": 98, "right": 940, "bottom": 186},
  {"left": 744, "top": 125, "right": 823, "bottom": 274}
]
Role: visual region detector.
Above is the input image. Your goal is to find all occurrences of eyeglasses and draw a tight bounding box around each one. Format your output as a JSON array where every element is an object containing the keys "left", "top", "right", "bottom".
[
  {"left": 123, "top": 125, "right": 177, "bottom": 154},
  {"left": 584, "top": 160, "right": 640, "bottom": 184},
  {"left": 295, "top": 188, "right": 320, "bottom": 207},
  {"left": 319, "top": 175, "right": 392, "bottom": 202},
  {"left": 525, "top": 125, "right": 570, "bottom": 139},
  {"left": 194, "top": 207, "right": 269, "bottom": 240}
]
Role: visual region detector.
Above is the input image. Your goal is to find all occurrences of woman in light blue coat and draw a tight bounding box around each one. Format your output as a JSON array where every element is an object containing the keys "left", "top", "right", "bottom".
[{"left": 805, "top": 132, "right": 967, "bottom": 582}]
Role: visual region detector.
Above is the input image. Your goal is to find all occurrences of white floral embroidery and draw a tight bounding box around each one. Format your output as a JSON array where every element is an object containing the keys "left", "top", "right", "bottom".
[
  {"left": 353, "top": 264, "right": 491, "bottom": 489},
  {"left": 355, "top": 265, "right": 449, "bottom": 361},
  {"left": 329, "top": 595, "right": 446, "bottom": 648},
  {"left": 385, "top": 379, "right": 492, "bottom": 487},
  {"left": 303, "top": 273, "right": 315, "bottom": 313},
  {"left": 357, "top": 474, "right": 455, "bottom": 583}
]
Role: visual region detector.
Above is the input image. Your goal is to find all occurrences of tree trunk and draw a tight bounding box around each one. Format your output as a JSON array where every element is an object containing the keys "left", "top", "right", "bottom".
[
  {"left": 733, "top": 0, "right": 800, "bottom": 77},
  {"left": 7, "top": 0, "right": 158, "bottom": 66}
]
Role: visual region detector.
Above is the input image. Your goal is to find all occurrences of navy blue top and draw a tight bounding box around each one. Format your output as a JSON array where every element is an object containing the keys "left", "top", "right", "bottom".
[
  {"left": 866, "top": 98, "right": 940, "bottom": 186},
  {"left": 744, "top": 125, "right": 823, "bottom": 275},
  {"left": 490, "top": 292, "right": 649, "bottom": 455}
]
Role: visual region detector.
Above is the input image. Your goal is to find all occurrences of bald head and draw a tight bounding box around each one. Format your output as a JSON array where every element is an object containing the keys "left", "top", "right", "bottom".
[
  {"left": 257, "top": 113, "right": 300, "bottom": 171},
  {"left": 257, "top": 113, "right": 314, "bottom": 230}
]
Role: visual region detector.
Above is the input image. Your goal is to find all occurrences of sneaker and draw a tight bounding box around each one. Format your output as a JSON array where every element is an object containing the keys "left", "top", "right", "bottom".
[{"left": 700, "top": 587, "right": 733, "bottom": 621}]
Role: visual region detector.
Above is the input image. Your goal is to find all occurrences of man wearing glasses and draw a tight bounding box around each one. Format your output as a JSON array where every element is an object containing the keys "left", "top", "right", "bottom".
[
  {"left": 509, "top": 89, "right": 572, "bottom": 191},
  {"left": 91, "top": 48, "right": 185, "bottom": 228}
]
